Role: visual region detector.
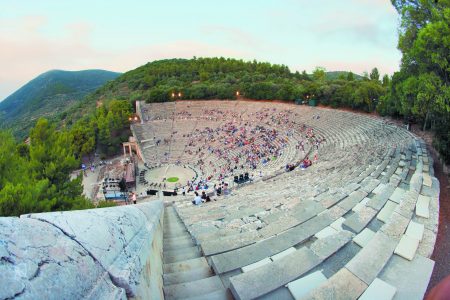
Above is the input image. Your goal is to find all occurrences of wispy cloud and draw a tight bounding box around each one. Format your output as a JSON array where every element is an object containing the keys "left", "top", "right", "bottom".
[
  {"left": 200, "top": 25, "right": 260, "bottom": 48},
  {"left": 111, "top": 40, "right": 254, "bottom": 69},
  {"left": 311, "top": 7, "right": 397, "bottom": 48},
  {"left": 0, "top": 0, "right": 401, "bottom": 100},
  {"left": 0, "top": 17, "right": 253, "bottom": 99}
]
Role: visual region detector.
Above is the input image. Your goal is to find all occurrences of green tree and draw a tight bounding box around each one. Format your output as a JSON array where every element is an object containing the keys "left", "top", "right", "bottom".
[
  {"left": 312, "top": 67, "right": 326, "bottom": 81},
  {"left": 347, "top": 72, "right": 355, "bottom": 81},
  {"left": 369, "top": 68, "right": 380, "bottom": 82},
  {"left": 0, "top": 132, "right": 26, "bottom": 190},
  {"left": 199, "top": 71, "right": 210, "bottom": 81},
  {"left": 0, "top": 124, "right": 93, "bottom": 216},
  {"left": 70, "top": 118, "right": 96, "bottom": 158},
  {"left": 16, "top": 143, "right": 30, "bottom": 159},
  {"left": 414, "top": 73, "right": 444, "bottom": 130},
  {"left": 386, "top": 0, "right": 450, "bottom": 162},
  {"left": 97, "top": 200, "right": 117, "bottom": 208},
  {"left": 382, "top": 74, "right": 390, "bottom": 87},
  {"left": 301, "top": 70, "right": 311, "bottom": 81},
  {"left": 30, "top": 119, "right": 77, "bottom": 186}
]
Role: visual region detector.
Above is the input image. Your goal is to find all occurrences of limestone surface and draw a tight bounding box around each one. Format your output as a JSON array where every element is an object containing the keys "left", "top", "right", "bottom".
[
  {"left": 0, "top": 201, "right": 164, "bottom": 300},
  {"left": 379, "top": 255, "right": 434, "bottom": 300},
  {"left": 0, "top": 217, "right": 126, "bottom": 300},
  {"left": 343, "top": 206, "right": 377, "bottom": 233},
  {"left": 359, "top": 278, "right": 396, "bottom": 300},
  {"left": 353, "top": 228, "right": 376, "bottom": 248},
  {"left": 394, "top": 235, "right": 420, "bottom": 261},
  {"left": 286, "top": 271, "right": 327, "bottom": 300},
  {"left": 405, "top": 221, "right": 425, "bottom": 241},
  {"left": 302, "top": 268, "right": 368, "bottom": 300},
  {"left": 346, "top": 232, "right": 397, "bottom": 285},
  {"left": 25, "top": 201, "right": 164, "bottom": 298}
]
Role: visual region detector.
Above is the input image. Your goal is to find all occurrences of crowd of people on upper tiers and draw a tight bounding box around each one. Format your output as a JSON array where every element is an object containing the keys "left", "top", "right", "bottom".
[{"left": 142, "top": 105, "right": 325, "bottom": 205}]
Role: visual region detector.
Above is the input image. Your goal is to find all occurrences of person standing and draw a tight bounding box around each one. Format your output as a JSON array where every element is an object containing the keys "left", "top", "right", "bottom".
[{"left": 132, "top": 192, "right": 137, "bottom": 204}]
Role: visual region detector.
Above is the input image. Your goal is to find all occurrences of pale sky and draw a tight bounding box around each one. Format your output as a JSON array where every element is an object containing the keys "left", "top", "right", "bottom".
[{"left": 0, "top": 0, "right": 401, "bottom": 100}]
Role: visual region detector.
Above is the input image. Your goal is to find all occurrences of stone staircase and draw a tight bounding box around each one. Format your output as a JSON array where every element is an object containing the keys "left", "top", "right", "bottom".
[{"left": 162, "top": 206, "right": 231, "bottom": 300}]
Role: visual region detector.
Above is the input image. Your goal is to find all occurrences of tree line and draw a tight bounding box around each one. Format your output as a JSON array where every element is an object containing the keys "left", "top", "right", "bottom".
[
  {"left": 379, "top": 0, "right": 449, "bottom": 163},
  {"left": 99, "top": 57, "right": 387, "bottom": 114}
]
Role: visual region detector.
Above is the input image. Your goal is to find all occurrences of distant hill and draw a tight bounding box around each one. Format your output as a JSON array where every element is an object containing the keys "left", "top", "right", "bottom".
[
  {"left": 69, "top": 57, "right": 306, "bottom": 108},
  {"left": 58, "top": 58, "right": 295, "bottom": 125},
  {"left": 325, "top": 71, "right": 364, "bottom": 81},
  {"left": 0, "top": 69, "right": 121, "bottom": 138}
]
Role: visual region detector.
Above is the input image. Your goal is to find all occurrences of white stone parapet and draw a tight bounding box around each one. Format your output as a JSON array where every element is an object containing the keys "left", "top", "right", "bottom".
[{"left": 0, "top": 200, "right": 164, "bottom": 300}]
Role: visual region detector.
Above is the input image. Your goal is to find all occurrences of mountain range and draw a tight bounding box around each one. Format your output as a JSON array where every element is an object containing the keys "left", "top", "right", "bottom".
[{"left": 0, "top": 69, "right": 120, "bottom": 138}]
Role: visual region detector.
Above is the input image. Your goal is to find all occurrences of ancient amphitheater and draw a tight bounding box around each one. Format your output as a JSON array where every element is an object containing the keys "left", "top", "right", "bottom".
[{"left": 1, "top": 100, "right": 440, "bottom": 300}]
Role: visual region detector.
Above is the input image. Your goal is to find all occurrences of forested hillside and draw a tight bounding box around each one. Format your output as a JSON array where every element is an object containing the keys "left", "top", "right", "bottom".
[
  {"left": 0, "top": 69, "right": 120, "bottom": 138},
  {"left": 80, "top": 57, "right": 385, "bottom": 112}
]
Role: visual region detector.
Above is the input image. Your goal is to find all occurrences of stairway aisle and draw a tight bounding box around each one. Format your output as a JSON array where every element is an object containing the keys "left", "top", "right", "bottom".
[{"left": 162, "top": 206, "right": 231, "bottom": 300}]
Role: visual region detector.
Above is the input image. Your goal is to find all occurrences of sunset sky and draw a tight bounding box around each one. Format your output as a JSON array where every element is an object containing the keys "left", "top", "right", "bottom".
[{"left": 0, "top": 0, "right": 401, "bottom": 100}]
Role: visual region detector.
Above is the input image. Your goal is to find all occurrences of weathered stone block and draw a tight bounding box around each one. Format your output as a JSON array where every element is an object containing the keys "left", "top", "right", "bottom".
[
  {"left": 359, "top": 278, "right": 396, "bottom": 300},
  {"left": 346, "top": 232, "right": 397, "bottom": 285},
  {"left": 0, "top": 217, "right": 126, "bottom": 300},
  {"left": 230, "top": 248, "right": 320, "bottom": 300},
  {"left": 211, "top": 213, "right": 333, "bottom": 274},
  {"left": 377, "top": 201, "right": 398, "bottom": 223},
  {"left": 23, "top": 201, "right": 164, "bottom": 299},
  {"left": 394, "top": 235, "right": 419, "bottom": 261},
  {"left": 338, "top": 190, "right": 368, "bottom": 211},
  {"left": 379, "top": 255, "right": 434, "bottom": 300},
  {"left": 286, "top": 271, "right": 327, "bottom": 300},
  {"left": 302, "top": 268, "right": 368, "bottom": 300},
  {"left": 353, "top": 228, "right": 376, "bottom": 248},
  {"left": 380, "top": 212, "right": 410, "bottom": 241},
  {"left": 343, "top": 206, "right": 377, "bottom": 233}
]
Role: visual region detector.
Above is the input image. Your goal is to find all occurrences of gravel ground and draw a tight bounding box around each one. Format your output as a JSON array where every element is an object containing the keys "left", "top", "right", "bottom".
[{"left": 426, "top": 148, "right": 450, "bottom": 294}]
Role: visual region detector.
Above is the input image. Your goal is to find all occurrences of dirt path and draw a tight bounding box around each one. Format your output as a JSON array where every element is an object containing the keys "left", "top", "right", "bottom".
[{"left": 426, "top": 147, "right": 450, "bottom": 293}]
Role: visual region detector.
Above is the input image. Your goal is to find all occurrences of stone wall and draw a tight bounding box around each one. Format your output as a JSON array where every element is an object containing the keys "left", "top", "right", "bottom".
[
  {"left": 0, "top": 200, "right": 164, "bottom": 300},
  {"left": 135, "top": 100, "right": 144, "bottom": 124}
]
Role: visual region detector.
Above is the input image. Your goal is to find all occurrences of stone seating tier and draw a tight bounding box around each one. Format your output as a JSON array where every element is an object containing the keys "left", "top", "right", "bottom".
[{"left": 135, "top": 101, "right": 439, "bottom": 300}]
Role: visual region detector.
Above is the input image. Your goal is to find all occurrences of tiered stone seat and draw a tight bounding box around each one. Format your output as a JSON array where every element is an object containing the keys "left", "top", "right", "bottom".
[
  {"left": 135, "top": 100, "right": 439, "bottom": 299},
  {"left": 136, "top": 101, "right": 319, "bottom": 184},
  {"left": 297, "top": 141, "right": 438, "bottom": 300}
]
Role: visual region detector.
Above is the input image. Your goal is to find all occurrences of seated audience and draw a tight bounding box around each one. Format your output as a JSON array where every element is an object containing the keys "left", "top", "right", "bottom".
[{"left": 192, "top": 192, "right": 202, "bottom": 205}]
